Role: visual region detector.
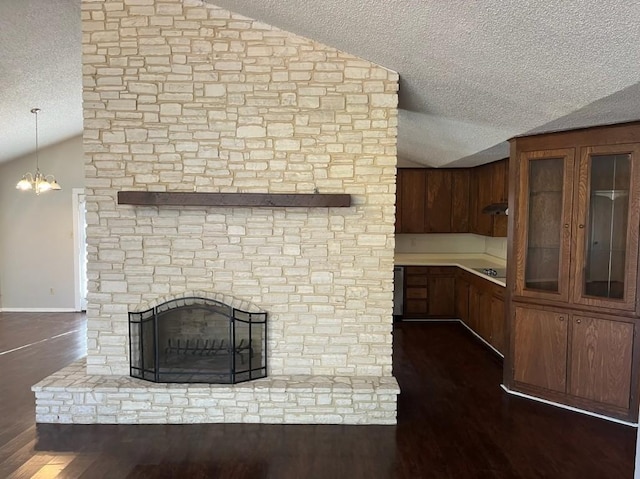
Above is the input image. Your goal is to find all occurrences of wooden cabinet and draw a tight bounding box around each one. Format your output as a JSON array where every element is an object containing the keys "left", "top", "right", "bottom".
[
  {"left": 490, "top": 159, "right": 509, "bottom": 237},
  {"left": 396, "top": 161, "right": 506, "bottom": 237},
  {"left": 513, "top": 305, "right": 568, "bottom": 393},
  {"left": 513, "top": 131, "right": 640, "bottom": 312},
  {"left": 569, "top": 315, "right": 633, "bottom": 410},
  {"left": 455, "top": 272, "right": 470, "bottom": 323},
  {"left": 451, "top": 169, "right": 470, "bottom": 232},
  {"left": 403, "top": 266, "right": 456, "bottom": 319},
  {"left": 396, "top": 169, "right": 426, "bottom": 233},
  {"left": 456, "top": 270, "right": 506, "bottom": 355},
  {"left": 469, "top": 163, "right": 494, "bottom": 236},
  {"left": 396, "top": 169, "right": 469, "bottom": 234},
  {"left": 489, "top": 294, "right": 506, "bottom": 353},
  {"left": 508, "top": 123, "right": 640, "bottom": 421},
  {"left": 468, "top": 159, "right": 509, "bottom": 237},
  {"left": 512, "top": 304, "right": 635, "bottom": 414}
]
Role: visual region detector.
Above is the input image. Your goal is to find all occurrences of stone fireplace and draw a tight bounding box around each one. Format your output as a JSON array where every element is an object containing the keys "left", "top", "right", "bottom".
[
  {"left": 33, "top": 0, "right": 400, "bottom": 424},
  {"left": 129, "top": 296, "right": 267, "bottom": 384}
]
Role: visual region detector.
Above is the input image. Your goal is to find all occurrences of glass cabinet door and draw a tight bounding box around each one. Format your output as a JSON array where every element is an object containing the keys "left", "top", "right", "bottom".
[
  {"left": 515, "top": 149, "right": 575, "bottom": 302},
  {"left": 572, "top": 144, "right": 640, "bottom": 311}
]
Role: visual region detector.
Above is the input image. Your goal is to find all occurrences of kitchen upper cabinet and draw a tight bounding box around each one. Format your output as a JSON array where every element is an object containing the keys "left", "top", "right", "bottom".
[
  {"left": 451, "top": 169, "right": 470, "bottom": 232},
  {"left": 426, "top": 169, "right": 453, "bottom": 233},
  {"left": 490, "top": 159, "right": 509, "bottom": 237},
  {"left": 396, "top": 168, "right": 470, "bottom": 234},
  {"left": 397, "top": 169, "right": 426, "bottom": 233},
  {"left": 469, "top": 164, "right": 494, "bottom": 236},
  {"left": 468, "top": 160, "right": 508, "bottom": 238},
  {"left": 396, "top": 163, "right": 505, "bottom": 236}
]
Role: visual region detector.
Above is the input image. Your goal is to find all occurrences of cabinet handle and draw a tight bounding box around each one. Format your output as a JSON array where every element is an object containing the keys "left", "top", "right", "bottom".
[{"left": 578, "top": 224, "right": 585, "bottom": 229}]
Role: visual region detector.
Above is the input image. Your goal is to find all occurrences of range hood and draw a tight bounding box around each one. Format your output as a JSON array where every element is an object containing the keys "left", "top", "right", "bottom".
[{"left": 481, "top": 202, "right": 508, "bottom": 215}]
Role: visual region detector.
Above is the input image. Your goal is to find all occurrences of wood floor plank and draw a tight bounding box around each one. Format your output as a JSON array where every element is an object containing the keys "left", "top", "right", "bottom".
[{"left": 0, "top": 313, "right": 635, "bottom": 478}]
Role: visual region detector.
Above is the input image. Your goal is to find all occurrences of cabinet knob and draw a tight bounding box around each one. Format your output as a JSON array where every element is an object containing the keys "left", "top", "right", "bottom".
[
  {"left": 558, "top": 316, "right": 564, "bottom": 321},
  {"left": 578, "top": 224, "right": 585, "bottom": 229},
  {"left": 576, "top": 319, "right": 581, "bottom": 324},
  {"left": 564, "top": 224, "right": 569, "bottom": 228}
]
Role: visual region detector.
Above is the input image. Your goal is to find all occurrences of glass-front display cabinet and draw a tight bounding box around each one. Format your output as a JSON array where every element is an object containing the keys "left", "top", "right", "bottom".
[
  {"left": 514, "top": 149, "right": 575, "bottom": 303},
  {"left": 572, "top": 144, "right": 640, "bottom": 311},
  {"left": 514, "top": 141, "right": 640, "bottom": 311}
]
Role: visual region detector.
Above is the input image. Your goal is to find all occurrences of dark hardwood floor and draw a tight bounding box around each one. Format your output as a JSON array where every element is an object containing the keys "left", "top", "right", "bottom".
[{"left": 0, "top": 312, "right": 635, "bottom": 478}]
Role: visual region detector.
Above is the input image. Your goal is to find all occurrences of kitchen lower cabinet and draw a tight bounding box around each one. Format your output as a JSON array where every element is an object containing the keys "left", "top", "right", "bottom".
[
  {"left": 511, "top": 303, "right": 636, "bottom": 419},
  {"left": 403, "top": 266, "right": 456, "bottom": 319},
  {"left": 489, "top": 294, "right": 506, "bottom": 353},
  {"left": 455, "top": 274, "right": 470, "bottom": 323},
  {"left": 457, "top": 270, "right": 506, "bottom": 355}
]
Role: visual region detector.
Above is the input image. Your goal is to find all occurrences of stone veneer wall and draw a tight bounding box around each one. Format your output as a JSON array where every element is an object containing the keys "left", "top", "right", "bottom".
[
  {"left": 51, "top": 0, "right": 400, "bottom": 424},
  {"left": 83, "top": 0, "right": 398, "bottom": 378}
]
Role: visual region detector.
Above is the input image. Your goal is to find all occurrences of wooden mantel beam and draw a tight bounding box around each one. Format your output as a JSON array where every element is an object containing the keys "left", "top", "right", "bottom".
[{"left": 117, "top": 191, "right": 352, "bottom": 208}]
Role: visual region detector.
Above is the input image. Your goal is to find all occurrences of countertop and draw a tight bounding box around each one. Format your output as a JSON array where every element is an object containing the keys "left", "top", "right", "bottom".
[{"left": 395, "top": 253, "right": 507, "bottom": 287}]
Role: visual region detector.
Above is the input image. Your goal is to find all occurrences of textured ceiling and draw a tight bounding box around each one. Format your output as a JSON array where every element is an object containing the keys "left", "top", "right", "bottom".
[
  {"left": 0, "top": 0, "right": 82, "bottom": 165},
  {"left": 1, "top": 0, "right": 639, "bottom": 167}
]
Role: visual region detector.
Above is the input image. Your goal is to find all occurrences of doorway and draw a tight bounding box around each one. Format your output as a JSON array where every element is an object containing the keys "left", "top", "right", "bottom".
[{"left": 72, "top": 188, "right": 87, "bottom": 311}]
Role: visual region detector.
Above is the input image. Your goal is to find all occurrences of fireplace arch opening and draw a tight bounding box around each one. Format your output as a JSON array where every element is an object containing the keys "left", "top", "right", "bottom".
[{"left": 129, "top": 297, "right": 267, "bottom": 384}]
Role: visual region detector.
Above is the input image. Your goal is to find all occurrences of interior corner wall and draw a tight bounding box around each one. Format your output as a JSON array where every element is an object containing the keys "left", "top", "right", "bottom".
[{"left": 0, "top": 135, "right": 85, "bottom": 310}]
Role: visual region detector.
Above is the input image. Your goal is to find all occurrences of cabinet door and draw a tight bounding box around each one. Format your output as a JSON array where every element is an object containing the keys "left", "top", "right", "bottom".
[
  {"left": 468, "top": 284, "right": 481, "bottom": 333},
  {"left": 490, "top": 294, "right": 506, "bottom": 354},
  {"left": 425, "top": 169, "right": 453, "bottom": 232},
  {"left": 514, "top": 149, "right": 575, "bottom": 303},
  {"left": 571, "top": 144, "right": 640, "bottom": 311},
  {"left": 398, "top": 169, "right": 426, "bottom": 233},
  {"left": 569, "top": 315, "right": 633, "bottom": 409},
  {"left": 491, "top": 159, "right": 509, "bottom": 237},
  {"left": 513, "top": 305, "right": 568, "bottom": 393},
  {"left": 451, "top": 169, "right": 470, "bottom": 232},
  {"left": 428, "top": 275, "right": 455, "bottom": 317},
  {"left": 469, "top": 164, "right": 494, "bottom": 236},
  {"left": 455, "top": 275, "right": 470, "bottom": 323}
]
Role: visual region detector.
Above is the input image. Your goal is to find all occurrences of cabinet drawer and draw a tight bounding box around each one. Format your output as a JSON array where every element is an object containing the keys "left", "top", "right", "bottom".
[
  {"left": 405, "top": 266, "right": 430, "bottom": 275},
  {"left": 405, "top": 275, "right": 428, "bottom": 286},
  {"left": 425, "top": 266, "right": 456, "bottom": 276},
  {"left": 406, "top": 288, "right": 428, "bottom": 299}
]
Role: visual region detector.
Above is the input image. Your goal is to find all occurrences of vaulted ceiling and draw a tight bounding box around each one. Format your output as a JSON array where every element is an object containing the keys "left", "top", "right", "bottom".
[{"left": 1, "top": 0, "right": 639, "bottom": 167}]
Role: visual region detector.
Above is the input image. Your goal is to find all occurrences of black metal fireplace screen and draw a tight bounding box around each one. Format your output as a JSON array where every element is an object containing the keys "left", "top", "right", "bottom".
[{"left": 129, "top": 297, "right": 267, "bottom": 384}]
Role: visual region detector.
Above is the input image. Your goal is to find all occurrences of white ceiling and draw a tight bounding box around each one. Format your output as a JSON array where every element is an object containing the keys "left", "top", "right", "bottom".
[{"left": 1, "top": 0, "right": 639, "bottom": 167}]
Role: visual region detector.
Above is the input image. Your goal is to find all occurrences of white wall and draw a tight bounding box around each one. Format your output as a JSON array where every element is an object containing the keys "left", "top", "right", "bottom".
[
  {"left": 395, "top": 233, "right": 508, "bottom": 259},
  {"left": 0, "top": 135, "right": 85, "bottom": 310}
]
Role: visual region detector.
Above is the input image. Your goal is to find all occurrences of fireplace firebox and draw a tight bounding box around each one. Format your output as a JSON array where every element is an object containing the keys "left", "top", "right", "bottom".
[{"left": 129, "top": 297, "right": 267, "bottom": 384}]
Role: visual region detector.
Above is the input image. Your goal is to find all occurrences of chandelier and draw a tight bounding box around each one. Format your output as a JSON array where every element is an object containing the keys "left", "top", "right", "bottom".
[{"left": 16, "top": 108, "right": 61, "bottom": 194}]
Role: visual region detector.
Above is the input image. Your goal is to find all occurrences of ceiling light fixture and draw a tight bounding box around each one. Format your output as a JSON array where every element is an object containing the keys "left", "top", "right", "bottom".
[{"left": 16, "top": 108, "right": 61, "bottom": 195}]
